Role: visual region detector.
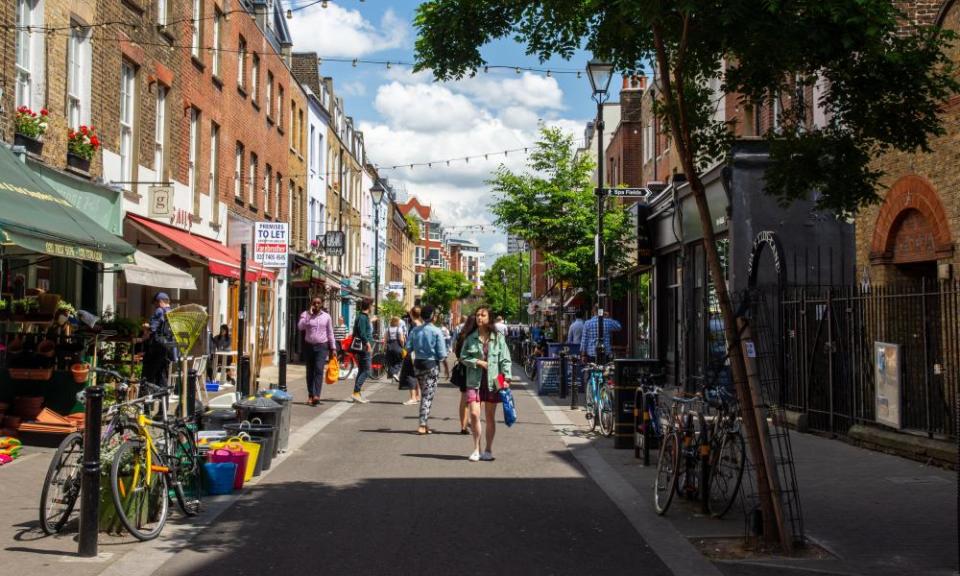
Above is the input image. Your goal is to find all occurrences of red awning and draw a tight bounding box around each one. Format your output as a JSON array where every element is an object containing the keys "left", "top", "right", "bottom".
[{"left": 127, "top": 214, "right": 276, "bottom": 282}]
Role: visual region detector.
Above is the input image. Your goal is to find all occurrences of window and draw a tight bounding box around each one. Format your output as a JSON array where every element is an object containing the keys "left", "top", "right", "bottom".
[
  {"left": 289, "top": 100, "right": 295, "bottom": 145},
  {"left": 234, "top": 143, "right": 244, "bottom": 199},
  {"left": 67, "top": 23, "right": 91, "bottom": 128},
  {"left": 251, "top": 54, "right": 259, "bottom": 102},
  {"left": 191, "top": 0, "right": 202, "bottom": 59},
  {"left": 419, "top": 222, "right": 425, "bottom": 240},
  {"left": 154, "top": 85, "right": 167, "bottom": 178},
  {"left": 212, "top": 9, "right": 222, "bottom": 77},
  {"left": 275, "top": 173, "right": 282, "bottom": 218},
  {"left": 644, "top": 121, "right": 654, "bottom": 162},
  {"left": 15, "top": 0, "right": 42, "bottom": 109},
  {"left": 415, "top": 246, "right": 424, "bottom": 265},
  {"left": 209, "top": 122, "right": 220, "bottom": 223},
  {"left": 428, "top": 249, "right": 440, "bottom": 265},
  {"left": 119, "top": 61, "right": 136, "bottom": 188},
  {"left": 237, "top": 37, "right": 246, "bottom": 89},
  {"left": 188, "top": 108, "right": 200, "bottom": 213},
  {"left": 415, "top": 273, "right": 423, "bottom": 287},
  {"left": 157, "top": 0, "right": 168, "bottom": 26},
  {"left": 248, "top": 153, "right": 258, "bottom": 206},
  {"left": 299, "top": 109, "right": 305, "bottom": 152},
  {"left": 429, "top": 227, "right": 441, "bottom": 241},
  {"left": 266, "top": 71, "right": 273, "bottom": 117},
  {"left": 309, "top": 125, "right": 315, "bottom": 170},
  {"left": 289, "top": 178, "right": 295, "bottom": 223},
  {"left": 264, "top": 164, "right": 272, "bottom": 214},
  {"left": 278, "top": 85, "right": 284, "bottom": 125},
  {"left": 772, "top": 91, "right": 782, "bottom": 134}
]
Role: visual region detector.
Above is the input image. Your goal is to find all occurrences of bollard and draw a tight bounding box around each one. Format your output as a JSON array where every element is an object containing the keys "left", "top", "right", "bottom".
[
  {"left": 559, "top": 349, "right": 568, "bottom": 399},
  {"left": 278, "top": 350, "right": 288, "bottom": 392},
  {"left": 570, "top": 357, "right": 579, "bottom": 409},
  {"left": 187, "top": 369, "right": 198, "bottom": 421},
  {"left": 239, "top": 354, "right": 251, "bottom": 397},
  {"left": 78, "top": 383, "right": 103, "bottom": 557}
]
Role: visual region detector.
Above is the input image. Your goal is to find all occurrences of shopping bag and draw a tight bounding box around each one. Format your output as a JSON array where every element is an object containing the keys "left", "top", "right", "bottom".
[
  {"left": 210, "top": 435, "right": 259, "bottom": 481},
  {"left": 450, "top": 361, "right": 467, "bottom": 388},
  {"left": 325, "top": 356, "right": 339, "bottom": 384},
  {"left": 499, "top": 387, "right": 518, "bottom": 427}
]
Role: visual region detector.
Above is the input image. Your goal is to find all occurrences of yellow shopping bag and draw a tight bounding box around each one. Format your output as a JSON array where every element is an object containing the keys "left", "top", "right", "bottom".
[{"left": 325, "top": 356, "right": 339, "bottom": 384}]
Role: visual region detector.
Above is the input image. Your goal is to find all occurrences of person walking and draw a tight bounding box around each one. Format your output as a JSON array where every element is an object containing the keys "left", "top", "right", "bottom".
[
  {"left": 333, "top": 316, "right": 348, "bottom": 351},
  {"left": 453, "top": 312, "right": 480, "bottom": 435},
  {"left": 460, "top": 306, "right": 512, "bottom": 461},
  {"left": 440, "top": 320, "right": 452, "bottom": 379},
  {"left": 580, "top": 304, "right": 622, "bottom": 363},
  {"left": 298, "top": 297, "right": 337, "bottom": 406},
  {"left": 351, "top": 301, "right": 374, "bottom": 403},
  {"left": 405, "top": 305, "right": 447, "bottom": 435},
  {"left": 385, "top": 317, "right": 406, "bottom": 382},
  {"left": 142, "top": 292, "right": 179, "bottom": 389},
  {"left": 399, "top": 306, "right": 422, "bottom": 405},
  {"left": 567, "top": 311, "right": 585, "bottom": 346}
]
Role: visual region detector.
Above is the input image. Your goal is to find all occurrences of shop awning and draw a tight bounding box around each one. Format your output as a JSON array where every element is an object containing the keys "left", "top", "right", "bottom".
[
  {"left": 0, "top": 146, "right": 135, "bottom": 264},
  {"left": 124, "top": 250, "right": 198, "bottom": 290},
  {"left": 127, "top": 214, "right": 276, "bottom": 282}
]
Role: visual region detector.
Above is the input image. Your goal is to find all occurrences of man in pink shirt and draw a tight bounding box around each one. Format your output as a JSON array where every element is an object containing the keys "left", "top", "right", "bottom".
[{"left": 298, "top": 296, "right": 337, "bottom": 405}]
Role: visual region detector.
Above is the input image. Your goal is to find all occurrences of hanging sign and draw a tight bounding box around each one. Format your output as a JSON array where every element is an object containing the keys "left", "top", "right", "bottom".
[
  {"left": 254, "top": 222, "right": 288, "bottom": 268},
  {"left": 324, "top": 231, "right": 345, "bottom": 256},
  {"left": 148, "top": 186, "right": 174, "bottom": 218}
]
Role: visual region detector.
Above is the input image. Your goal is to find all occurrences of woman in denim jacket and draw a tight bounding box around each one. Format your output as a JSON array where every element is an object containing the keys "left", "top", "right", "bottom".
[{"left": 460, "top": 307, "right": 512, "bottom": 462}]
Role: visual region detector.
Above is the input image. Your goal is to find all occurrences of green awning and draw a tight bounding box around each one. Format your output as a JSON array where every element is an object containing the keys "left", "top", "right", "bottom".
[
  {"left": 0, "top": 145, "right": 134, "bottom": 264},
  {"left": 29, "top": 158, "right": 123, "bottom": 236}
]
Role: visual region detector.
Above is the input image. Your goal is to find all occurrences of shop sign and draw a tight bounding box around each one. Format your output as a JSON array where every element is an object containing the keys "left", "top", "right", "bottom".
[
  {"left": 875, "top": 342, "right": 901, "bottom": 429},
  {"left": 148, "top": 185, "right": 174, "bottom": 218},
  {"left": 324, "top": 231, "right": 345, "bottom": 256},
  {"left": 171, "top": 208, "right": 193, "bottom": 230},
  {"left": 254, "top": 222, "right": 289, "bottom": 268}
]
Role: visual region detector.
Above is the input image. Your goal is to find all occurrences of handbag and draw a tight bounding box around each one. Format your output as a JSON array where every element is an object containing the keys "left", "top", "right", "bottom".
[
  {"left": 398, "top": 355, "right": 415, "bottom": 390},
  {"left": 349, "top": 318, "right": 364, "bottom": 352},
  {"left": 499, "top": 387, "right": 518, "bottom": 427},
  {"left": 450, "top": 361, "right": 467, "bottom": 388},
  {"left": 325, "top": 356, "right": 339, "bottom": 384}
]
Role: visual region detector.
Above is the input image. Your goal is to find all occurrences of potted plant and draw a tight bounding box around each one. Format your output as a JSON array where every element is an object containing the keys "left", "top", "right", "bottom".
[
  {"left": 14, "top": 106, "right": 49, "bottom": 156},
  {"left": 0, "top": 299, "right": 6, "bottom": 320},
  {"left": 66, "top": 125, "right": 100, "bottom": 173}
]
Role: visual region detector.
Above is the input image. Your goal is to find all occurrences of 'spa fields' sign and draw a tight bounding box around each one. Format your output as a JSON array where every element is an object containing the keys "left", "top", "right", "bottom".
[{"left": 254, "top": 222, "right": 289, "bottom": 268}]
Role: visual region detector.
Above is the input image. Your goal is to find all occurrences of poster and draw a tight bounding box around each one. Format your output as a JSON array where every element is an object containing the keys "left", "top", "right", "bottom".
[
  {"left": 874, "top": 342, "right": 901, "bottom": 429},
  {"left": 254, "top": 222, "right": 288, "bottom": 268}
]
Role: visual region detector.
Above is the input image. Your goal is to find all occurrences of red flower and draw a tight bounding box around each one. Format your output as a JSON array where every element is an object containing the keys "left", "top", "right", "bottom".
[
  {"left": 80, "top": 126, "right": 88, "bottom": 135},
  {"left": 68, "top": 130, "right": 75, "bottom": 139},
  {"left": 40, "top": 108, "right": 48, "bottom": 116},
  {"left": 30, "top": 112, "right": 36, "bottom": 117},
  {"left": 90, "top": 136, "right": 100, "bottom": 148}
]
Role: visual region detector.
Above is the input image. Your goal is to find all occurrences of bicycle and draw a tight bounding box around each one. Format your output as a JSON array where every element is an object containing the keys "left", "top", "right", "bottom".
[
  {"left": 109, "top": 378, "right": 203, "bottom": 541},
  {"left": 703, "top": 384, "right": 746, "bottom": 518},
  {"left": 39, "top": 368, "right": 142, "bottom": 535},
  {"left": 654, "top": 394, "right": 708, "bottom": 515},
  {"left": 633, "top": 370, "right": 666, "bottom": 466},
  {"left": 338, "top": 339, "right": 386, "bottom": 380},
  {"left": 582, "top": 362, "right": 615, "bottom": 437}
]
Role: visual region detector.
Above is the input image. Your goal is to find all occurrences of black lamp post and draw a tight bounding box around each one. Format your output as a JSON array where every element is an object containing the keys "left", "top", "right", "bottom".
[
  {"left": 499, "top": 268, "right": 508, "bottom": 319},
  {"left": 587, "top": 59, "right": 614, "bottom": 362},
  {"left": 370, "top": 180, "right": 386, "bottom": 318}
]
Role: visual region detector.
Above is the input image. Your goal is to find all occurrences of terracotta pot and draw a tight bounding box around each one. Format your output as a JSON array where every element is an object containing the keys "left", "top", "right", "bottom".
[{"left": 71, "top": 362, "right": 90, "bottom": 384}]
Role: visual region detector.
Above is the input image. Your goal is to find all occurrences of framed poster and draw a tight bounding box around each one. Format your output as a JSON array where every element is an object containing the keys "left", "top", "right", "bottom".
[{"left": 874, "top": 342, "right": 901, "bottom": 429}]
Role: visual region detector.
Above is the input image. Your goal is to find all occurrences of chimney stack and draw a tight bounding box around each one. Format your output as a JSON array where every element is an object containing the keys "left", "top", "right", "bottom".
[{"left": 621, "top": 74, "right": 648, "bottom": 91}]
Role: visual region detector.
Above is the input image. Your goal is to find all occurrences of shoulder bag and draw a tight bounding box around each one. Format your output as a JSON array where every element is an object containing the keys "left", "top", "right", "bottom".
[{"left": 349, "top": 317, "right": 364, "bottom": 352}]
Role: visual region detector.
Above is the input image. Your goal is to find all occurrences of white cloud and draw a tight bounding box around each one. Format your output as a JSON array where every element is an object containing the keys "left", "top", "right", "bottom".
[
  {"left": 373, "top": 82, "right": 485, "bottom": 132},
  {"left": 338, "top": 81, "right": 367, "bottom": 97},
  {"left": 287, "top": 4, "right": 408, "bottom": 58}
]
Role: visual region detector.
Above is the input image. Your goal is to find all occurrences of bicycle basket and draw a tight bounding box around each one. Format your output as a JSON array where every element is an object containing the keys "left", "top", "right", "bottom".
[{"left": 166, "top": 304, "right": 209, "bottom": 353}]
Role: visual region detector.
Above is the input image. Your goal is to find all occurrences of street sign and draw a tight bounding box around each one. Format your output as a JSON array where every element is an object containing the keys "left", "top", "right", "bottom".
[
  {"left": 253, "top": 222, "right": 288, "bottom": 268},
  {"left": 147, "top": 186, "right": 174, "bottom": 218},
  {"left": 324, "top": 231, "right": 345, "bottom": 256},
  {"left": 604, "top": 187, "right": 653, "bottom": 199}
]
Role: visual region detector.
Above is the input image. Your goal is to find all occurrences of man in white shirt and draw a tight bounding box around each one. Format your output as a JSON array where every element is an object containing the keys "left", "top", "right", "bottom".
[{"left": 494, "top": 315, "right": 507, "bottom": 336}]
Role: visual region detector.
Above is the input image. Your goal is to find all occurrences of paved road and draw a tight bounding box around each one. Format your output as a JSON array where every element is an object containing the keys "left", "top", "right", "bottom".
[{"left": 153, "top": 379, "right": 673, "bottom": 576}]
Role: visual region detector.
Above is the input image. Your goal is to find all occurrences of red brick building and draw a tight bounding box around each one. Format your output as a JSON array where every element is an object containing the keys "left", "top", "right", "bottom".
[{"left": 396, "top": 196, "right": 447, "bottom": 304}]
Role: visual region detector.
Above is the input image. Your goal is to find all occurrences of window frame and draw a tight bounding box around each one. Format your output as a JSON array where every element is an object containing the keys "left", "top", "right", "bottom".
[
  {"left": 266, "top": 71, "right": 274, "bottom": 118},
  {"left": 251, "top": 53, "right": 260, "bottom": 103},
  {"left": 154, "top": 85, "right": 167, "bottom": 179},
  {"left": 248, "top": 152, "right": 258, "bottom": 207},
  {"left": 191, "top": 0, "right": 202, "bottom": 59},
  {"left": 237, "top": 37, "right": 247, "bottom": 90},
  {"left": 211, "top": 9, "right": 222, "bottom": 77},
  {"left": 209, "top": 122, "right": 220, "bottom": 223},
  {"left": 264, "top": 163, "right": 272, "bottom": 216},
  {"left": 188, "top": 107, "right": 200, "bottom": 214},
  {"left": 234, "top": 142, "right": 244, "bottom": 200},
  {"left": 119, "top": 60, "right": 137, "bottom": 190}
]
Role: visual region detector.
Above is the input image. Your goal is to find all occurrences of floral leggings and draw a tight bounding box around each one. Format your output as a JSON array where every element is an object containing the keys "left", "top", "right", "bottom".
[{"left": 417, "top": 366, "right": 440, "bottom": 427}]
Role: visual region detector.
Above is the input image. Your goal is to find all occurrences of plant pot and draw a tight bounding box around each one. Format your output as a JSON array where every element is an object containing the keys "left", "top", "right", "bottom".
[
  {"left": 71, "top": 362, "right": 90, "bottom": 384},
  {"left": 14, "top": 133, "right": 43, "bottom": 156},
  {"left": 66, "top": 152, "right": 91, "bottom": 173}
]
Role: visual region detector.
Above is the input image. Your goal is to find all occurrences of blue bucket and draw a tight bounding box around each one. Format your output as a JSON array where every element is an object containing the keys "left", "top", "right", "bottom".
[{"left": 203, "top": 462, "right": 237, "bottom": 495}]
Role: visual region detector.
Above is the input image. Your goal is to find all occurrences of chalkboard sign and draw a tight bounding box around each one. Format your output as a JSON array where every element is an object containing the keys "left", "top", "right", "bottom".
[{"left": 537, "top": 358, "right": 561, "bottom": 395}]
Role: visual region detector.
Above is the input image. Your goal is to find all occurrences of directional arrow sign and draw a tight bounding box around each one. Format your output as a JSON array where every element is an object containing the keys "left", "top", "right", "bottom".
[{"left": 604, "top": 187, "right": 652, "bottom": 198}]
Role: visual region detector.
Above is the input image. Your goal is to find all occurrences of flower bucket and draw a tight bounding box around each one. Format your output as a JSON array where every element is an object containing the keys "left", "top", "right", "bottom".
[
  {"left": 71, "top": 363, "right": 90, "bottom": 384},
  {"left": 202, "top": 462, "right": 236, "bottom": 495},
  {"left": 207, "top": 448, "right": 248, "bottom": 489}
]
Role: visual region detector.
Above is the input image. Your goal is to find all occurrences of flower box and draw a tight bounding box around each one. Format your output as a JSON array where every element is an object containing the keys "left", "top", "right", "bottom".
[
  {"left": 66, "top": 152, "right": 91, "bottom": 173},
  {"left": 14, "top": 133, "right": 43, "bottom": 156}
]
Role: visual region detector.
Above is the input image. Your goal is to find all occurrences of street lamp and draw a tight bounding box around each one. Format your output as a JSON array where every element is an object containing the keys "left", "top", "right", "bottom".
[
  {"left": 370, "top": 180, "right": 386, "bottom": 319},
  {"left": 586, "top": 58, "right": 614, "bottom": 362},
  {"left": 499, "top": 268, "right": 508, "bottom": 319}
]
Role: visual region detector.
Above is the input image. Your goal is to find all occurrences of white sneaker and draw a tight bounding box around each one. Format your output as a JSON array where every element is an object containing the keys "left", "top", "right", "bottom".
[
  {"left": 352, "top": 392, "right": 369, "bottom": 404},
  {"left": 402, "top": 399, "right": 418, "bottom": 406},
  {"left": 468, "top": 450, "right": 480, "bottom": 462},
  {"left": 480, "top": 451, "right": 495, "bottom": 461}
]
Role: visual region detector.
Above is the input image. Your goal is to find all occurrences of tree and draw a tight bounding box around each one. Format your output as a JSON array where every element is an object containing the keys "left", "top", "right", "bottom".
[
  {"left": 421, "top": 269, "right": 473, "bottom": 314},
  {"left": 404, "top": 215, "right": 420, "bottom": 242},
  {"left": 414, "top": 1, "right": 957, "bottom": 547},
  {"left": 481, "top": 253, "right": 530, "bottom": 321},
  {"left": 487, "top": 126, "right": 633, "bottom": 302},
  {"left": 379, "top": 292, "right": 407, "bottom": 322}
]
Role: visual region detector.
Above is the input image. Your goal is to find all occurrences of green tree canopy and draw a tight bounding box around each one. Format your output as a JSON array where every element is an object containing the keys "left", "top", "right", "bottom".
[
  {"left": 378, "top": 292, "right": 407, "bottom": 322},
  {"left": 487, "top": 126, "right": 633, "bottom": 299},
  {"left": 404, "top": 215, "right": 420, "bottom": 242},
  {"left": 481, "top": 253, "right": 529, "bottom": 321},
  {"left": 421, "top": 269, "right": 473, "bottom": 314}
]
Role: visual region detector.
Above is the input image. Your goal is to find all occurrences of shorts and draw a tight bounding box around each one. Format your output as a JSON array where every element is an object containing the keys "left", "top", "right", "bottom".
[{"left": 466, "top": 385, "right": 500, "bottom": 404}]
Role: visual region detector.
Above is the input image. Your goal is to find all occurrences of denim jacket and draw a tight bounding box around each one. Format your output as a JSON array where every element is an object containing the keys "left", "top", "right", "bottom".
[
  {"left": 460, "top": 330, "right": 512, "bottom": 391},
  {"left": 405, "top": 323, "right": 447, "bottom": 362}
]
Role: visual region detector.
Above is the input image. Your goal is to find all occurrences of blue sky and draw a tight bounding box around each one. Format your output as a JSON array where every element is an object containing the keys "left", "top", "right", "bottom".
[{"left": 284, "top": 0, "right": 623, "bottom": 264}]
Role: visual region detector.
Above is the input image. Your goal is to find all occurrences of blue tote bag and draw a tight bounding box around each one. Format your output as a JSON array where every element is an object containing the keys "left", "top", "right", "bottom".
[{"left": 499, "top": 387, "right": 518, "bottom": 427}]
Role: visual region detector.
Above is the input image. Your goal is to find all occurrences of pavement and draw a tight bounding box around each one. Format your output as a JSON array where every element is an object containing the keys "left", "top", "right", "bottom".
[{"left": 0, "top": 364, "right": 955, "bottom": 576}]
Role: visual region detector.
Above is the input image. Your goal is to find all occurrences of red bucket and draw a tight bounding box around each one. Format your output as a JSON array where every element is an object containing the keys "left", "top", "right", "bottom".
[{"left": 207, "top": 448, "right": 249, "bottom": 490}]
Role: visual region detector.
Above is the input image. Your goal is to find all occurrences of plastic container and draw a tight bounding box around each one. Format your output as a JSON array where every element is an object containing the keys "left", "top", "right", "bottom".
[
  {"left": 234, "top": 396, "right": 283, "bottom": 454},
  {"left": 209, "top": 435, "right": 260, "bottom": 482},
  {"left": 223, "top": 421, "right": 277, "bottom": 470},
  {"left": 200, "top": 408, "right": 239, "bottom": 432},
  {"left": 207, "top": 448, "right": 248, "bottom": 490},
  {"left": 203, "top": 462, "right": 236, "bottom": 495},
  {"left": 257, "top": 390, "right": 292, "bottom": 452}
]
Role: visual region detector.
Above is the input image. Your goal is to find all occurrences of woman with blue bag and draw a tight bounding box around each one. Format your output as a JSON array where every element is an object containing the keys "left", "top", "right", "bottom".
[{"left": 460, "top": 307, "right": 512, "bottom": 462}]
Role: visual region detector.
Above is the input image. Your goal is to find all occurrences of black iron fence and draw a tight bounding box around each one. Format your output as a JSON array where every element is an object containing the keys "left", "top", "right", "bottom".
[{"left": 780, "top": 280, "right": 959, "bottom": 439}]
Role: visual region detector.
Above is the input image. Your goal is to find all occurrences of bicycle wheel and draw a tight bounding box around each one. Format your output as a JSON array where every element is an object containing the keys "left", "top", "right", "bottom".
[
  {"left": 523, "top": 358, "right": 536, "bottom": 380},
  {"left": 39, "top": 432, "right": 83, "bottom": 535},
  {"left": 338, "top": 354, "right": 356, "bottom": 380},
  {"left": 654, "top": 433, "right": 679, "bottom": 515},
  {"left": 598, "top": 386, "right": 615, "bottom": 437},
  {"left": 370, "top": 353, "right": 386, "bottom": 380},
  {"left": 171, "top": 426, "right": 202, "bottom": 517},
  {"left": 707, "top": 431, "right": 746, "bottom": 518},
  {"left": 110, "top": 440, "right": 169, "bottom": 541}
]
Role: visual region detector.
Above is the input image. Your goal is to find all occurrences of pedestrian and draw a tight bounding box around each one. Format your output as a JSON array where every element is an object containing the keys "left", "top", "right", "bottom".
[
  {"left": 400, "top": 306, "right": 422, "bottom": 405},
  {"left": 297, "top": 296, "right": 337, "bottom": 406},
  {"left": 494, "top": 315, "right": 507, "bottom": 336},
  {"left": 405, "top": 305, "right": 447, "bottom": 435},
  {"left": 567, "top": 310, "right": 585, "bottom": 346},
  {"left": 453, "top": 311, "right": 480, "bottom": 435},
  {"left": 351, "top": 300, "right": 374, "bottom": 403},
  {"left": 385, "top": 316, "right": 405, "bottom": 382},
  {"left": 333, "top": 316, "right": 348, "bottom": 351},
  {"left": 208, "top": 324, "right": 235, "bottom": 384},
  {"left": 142, "top": 292, "right": 179, "bottom": 389},
  {"left": 460, "top": 306, "right": 512, "bottom": 461},
  {"left": 580, "top": 304, "right": 622, "bottom": 363},
  {"left": 440, "top": 319, "right": 452, "bottom": 379}
]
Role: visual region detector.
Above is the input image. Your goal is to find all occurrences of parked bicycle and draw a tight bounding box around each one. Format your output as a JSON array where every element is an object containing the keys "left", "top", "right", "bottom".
[
  {"left": 654, "top": 394, "right": 708, "bottom": 515},
  {"left": 583, "top": 362, "right": 615, "bottom": 437},
  {"left": 633, "top": 370, "right": 666, "bottom": 465},
  {"left": 702, "top": 384, "right": 746, "bottom": 518}
]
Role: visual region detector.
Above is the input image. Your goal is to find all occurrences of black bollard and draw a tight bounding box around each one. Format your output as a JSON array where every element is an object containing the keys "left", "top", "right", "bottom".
[
  {"left": 278, "top": 350, "right": 287, "bottom": 392},
  {"left": 78, "top": 383, "right": 103, "bottom": 557},
  {"left": 239, "top": 354, "right": 251, "bottom": 397},
  {"left": 559, "top": 349, "right": 568, "bottom": 399},
  {"left": 187, "top": 369, "right": 199, "bottom": 420},
  {"left": 570, "top": 357, "right": 579, "bottom": 409}
]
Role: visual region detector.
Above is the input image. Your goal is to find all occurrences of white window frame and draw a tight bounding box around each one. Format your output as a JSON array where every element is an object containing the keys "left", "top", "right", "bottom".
[
  {"left": 157, "top": 0, "right": 168, "bottom": 26},
  {"left": 415, "top": 246, "right": 424, "bottom": 266},
  {"left": 191, "top": 0, "right": 201, "bottom": 59},
  {"left": 275, "top": 173, "right": 282, "bottom": 217},
  {"left": 234, "top": 143, "right": 244, "bottom": 199},
  {"left": 67, "top": 23, "right": 91, "bottom": 128},
  {"left": 209, "top": 122, "right": 220, "bottom": 222},
  {"left": 251, "top": 54, "right": 260, "bottom": 102},
  {"left": 212, "top": 9, "right": 222, "bottom": 77},
  {"left": 266, "top": 71, "right": 273, "bottom": 117},
  {"left": 264, "top": 164, "right": 272, "bottom": 215},
  {"left": 309, "top": 125, "right": 315, "bottom": 171},
  {"left": 16, "top": 0, "right": 43, "bottom": 110},
  {"left": 237, "top": 38, "right": 246, "bottom": 89},
  {"left": 119, "top": 61, "right": 136, "bottom": 189},
  {"left": 248, "top": 152, "right": 258, "bottom": 207},
  {"left": 188, "top": 108, "right": 199, "bottom": 208},
  {"left": 278, "top": 85, "right": 284, "bottom": 125},
  {"left": 154, "top": 85, "right": 167, "bottom": 179}
]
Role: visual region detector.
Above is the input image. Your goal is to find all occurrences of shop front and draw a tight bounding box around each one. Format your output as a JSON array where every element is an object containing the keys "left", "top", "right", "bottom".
[{"left": 285, "top": 255, "right": 341, "bottom": 363}]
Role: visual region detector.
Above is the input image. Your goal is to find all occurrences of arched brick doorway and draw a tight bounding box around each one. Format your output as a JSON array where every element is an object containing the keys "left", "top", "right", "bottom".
[{"left": 870, "top": 175, "right": 954, "bottom": 282}]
